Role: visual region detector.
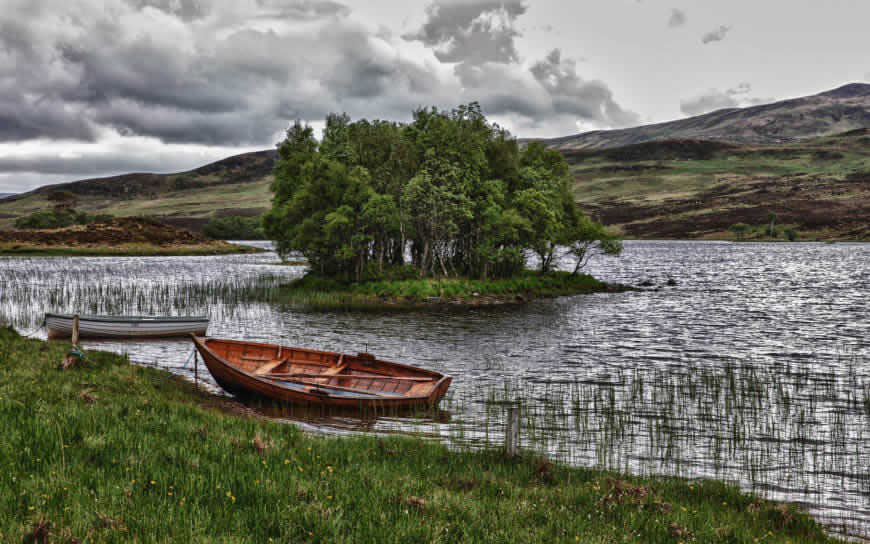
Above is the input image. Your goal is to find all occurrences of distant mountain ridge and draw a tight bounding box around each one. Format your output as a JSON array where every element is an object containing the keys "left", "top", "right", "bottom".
[
  {"left": 0, "top": 193, "right": 14, "bottom": 200},
  {"left": 534, "top": 83, "right": 870, "bottom": 150}
]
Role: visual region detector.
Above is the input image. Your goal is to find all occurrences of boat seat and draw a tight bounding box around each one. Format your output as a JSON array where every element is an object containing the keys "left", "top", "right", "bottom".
[
  {"left": 320, "top": 363, "right": 348, "bottom": 376},
  {"left": 254, "top": 358, "right": 288, "bottom": 375}
]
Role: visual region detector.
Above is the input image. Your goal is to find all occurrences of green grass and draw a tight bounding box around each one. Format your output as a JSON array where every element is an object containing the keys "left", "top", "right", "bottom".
[
  {"left": 275, "top": 269, "right": 629, "bottom": 309},
  {"left": 0, "top": 242, "right": 263, "bottom": 257},
  {"left": 0, "top": 327, "right": 840, "bottom": 543}
]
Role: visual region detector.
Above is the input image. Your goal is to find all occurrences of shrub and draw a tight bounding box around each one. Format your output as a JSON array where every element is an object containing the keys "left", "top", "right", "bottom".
[
  {"left": 728, "top": 223, "right": 752, "bottom": 240},
  {"left": 202, "top": 215, "right": 266, "bottom": 240}
]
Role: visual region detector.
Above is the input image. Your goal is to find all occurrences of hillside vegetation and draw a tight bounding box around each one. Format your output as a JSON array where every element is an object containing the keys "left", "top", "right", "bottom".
[
  {"left": 0, "top": 85, "right": 866, "bottom": 240},
  {"left": 567, "top": 129, "right": 870, "bottom": 240},
  {"left": 0, "top": 150, "right": 276, "bottom": 230},
  {"left": 0, "top": 217, "right": 260, "bottom": 256}
]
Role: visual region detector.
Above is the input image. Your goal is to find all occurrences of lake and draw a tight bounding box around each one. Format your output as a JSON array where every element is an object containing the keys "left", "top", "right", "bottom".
[{"left": 1, "top": 240, "right": 867, "bottom": 539}]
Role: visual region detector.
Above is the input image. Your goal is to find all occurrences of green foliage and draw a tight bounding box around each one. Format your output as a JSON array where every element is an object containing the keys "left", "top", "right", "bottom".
[
  {"left": 13, "top": 208, "right": 113, "bottom": 229},
  {"left": 202, "top": 215, "right": 265, "bottom": 240},
  {"left": 728, "top": 223, "right": 752, "bottom": 240},
  {"left": 265, "top": 104, "right": 619, "bottom": 280},
  {"left": 784, "top": 227, "right": 799, "bottom": 241}
]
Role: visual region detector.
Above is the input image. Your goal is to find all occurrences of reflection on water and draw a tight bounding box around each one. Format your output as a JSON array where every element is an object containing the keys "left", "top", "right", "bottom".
[{"left": 1, "top": 240, "right": 867, "bottom": 538}]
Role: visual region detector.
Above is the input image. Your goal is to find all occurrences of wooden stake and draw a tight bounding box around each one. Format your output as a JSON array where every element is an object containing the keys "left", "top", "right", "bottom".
[
  {"left": 60, "top": 315, "right": 81, "bottom": 370},
  {"left": 505, "top": 406, "right": 520, "bottom": 458},
  {"left": 194, "top": 351, "right": 199, "bottom": 390},
  {"left": 71, "top": 314, "right": 79, "bottom": 347}
]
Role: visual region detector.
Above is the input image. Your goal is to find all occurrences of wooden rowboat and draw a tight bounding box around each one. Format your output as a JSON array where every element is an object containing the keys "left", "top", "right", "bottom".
[
  {"left": 46, "top": 313, "right": 208, "bottom": 339},
  {"left": 191, "top": 335, "right": 452, "bottom": 408}
]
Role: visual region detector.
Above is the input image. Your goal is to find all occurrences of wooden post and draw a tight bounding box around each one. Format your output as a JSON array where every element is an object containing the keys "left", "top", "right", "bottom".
[
  {"left": 60, "top": 315, "right": 81, "bottom": 369},
  {"left": 505, "top": 406, "right": 520, "bottom": 458},
  {"left": 194, "top": 350, "right": 199, "bottom": 390},
  {"left": 71, "top": 315, "right": 79, "bottom": 347}
]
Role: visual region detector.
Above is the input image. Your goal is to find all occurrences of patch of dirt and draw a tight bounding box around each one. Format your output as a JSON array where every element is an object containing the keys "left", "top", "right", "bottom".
[{"left": 0, "top": 217, "right": 219, "bottom": 247}]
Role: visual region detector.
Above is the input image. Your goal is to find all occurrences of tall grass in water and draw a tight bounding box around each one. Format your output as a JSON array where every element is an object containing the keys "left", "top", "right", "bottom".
[{"left": 439, "top": 354, "right": 869, "bottom": 539}]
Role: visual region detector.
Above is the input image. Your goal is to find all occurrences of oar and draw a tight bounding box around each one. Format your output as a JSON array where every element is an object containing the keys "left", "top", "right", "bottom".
[
  {"left": 265, "top": 373, "right": 432, "bottom": 382},
  {"left": 260, "top": 376, "right": 399, "bottom": 397}
]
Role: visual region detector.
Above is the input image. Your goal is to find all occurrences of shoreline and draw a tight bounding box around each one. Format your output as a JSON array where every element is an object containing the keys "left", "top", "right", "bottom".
[
  {"left": 0, "top": 241, "right": 265, "bottom": 257},
  {"left": 273, "top": 270, "right": 636, "bottom": 309},
  {"left": 0, "top": 328, "right": 841, "bottom": 543}
]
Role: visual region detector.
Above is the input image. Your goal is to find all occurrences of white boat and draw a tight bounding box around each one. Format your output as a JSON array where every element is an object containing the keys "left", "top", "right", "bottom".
[{"left": 45, "top": 313, "right": 209, "bottom": 339}]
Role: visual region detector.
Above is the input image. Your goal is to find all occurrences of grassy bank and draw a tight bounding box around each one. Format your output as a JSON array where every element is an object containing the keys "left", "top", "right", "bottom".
[
  {"left": 0, "top": 241, "right": 263, "bottom": 257},
  {"left": 0, "top": 328, "right": 838, "bottom": 543},
  {"left": 275, "top": 269, "right": 632, "bottom": 309}
]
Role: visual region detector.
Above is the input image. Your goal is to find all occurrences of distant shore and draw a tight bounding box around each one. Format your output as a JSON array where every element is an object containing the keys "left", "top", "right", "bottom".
[
  {"left": 0, "top": 216, "right": 264, "bottom": 256},
  {"left": 0, "top": 241, "right": 262, "bottom": 257}
]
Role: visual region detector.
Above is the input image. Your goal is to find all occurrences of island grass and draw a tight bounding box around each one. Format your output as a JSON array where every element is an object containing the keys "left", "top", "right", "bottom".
[
  {"left": 0, "top": 328, "right": 840, "bottom": 543},
  {"left": 275, "top": 269, "right": 630, "bottom": 309},
  {"left": 0, "top": 242, "right": 263, "bottom": 257}
]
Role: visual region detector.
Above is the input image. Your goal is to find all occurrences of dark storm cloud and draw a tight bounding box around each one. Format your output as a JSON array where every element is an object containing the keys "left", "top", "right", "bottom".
[
  {"left": 0, "top": 0, "right": 637, "bottom": 184},
  {"left": 668, "top": 8, "right": 687, "bottom": 27},
  {"left": 0, "top": 0, "right": 417, "bottom": 146},
  {"left": 701, "top": 25, "right": 731, "bottom": 44},
  {"left": 403, "top": 1, "right": 526, "bottom": 65}
]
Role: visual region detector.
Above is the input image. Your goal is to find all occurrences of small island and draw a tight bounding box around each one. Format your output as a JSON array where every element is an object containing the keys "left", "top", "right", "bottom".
[{"left": 265, "top": 104, "right": 625, "bottom": 308}]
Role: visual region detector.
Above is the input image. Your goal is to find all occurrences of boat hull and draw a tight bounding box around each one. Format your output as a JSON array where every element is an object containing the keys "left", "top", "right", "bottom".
[
  {"left": 46, "top": 313, "right": 208, "bottom": 339},
  {"left": 192, "top": 336, "right": 451, "bottom": 409}
]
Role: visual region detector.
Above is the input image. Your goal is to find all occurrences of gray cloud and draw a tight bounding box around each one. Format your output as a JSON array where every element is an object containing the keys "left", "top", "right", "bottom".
[
  {"left": 0, "top": 0, "right": 430, "bottom": 146},
  {"left": 453, "top": 49, "right": 639, "bottom": 132},
  {"left": 528, "top": 50, "right": 639, "bottom": 127},
  {"left": 403, "top": 1, "right": 526, "bottom": 65},
  {"left": 680, "top": 83, "right": 757, "bottom": 116},
  {"left": 253, "top": 0, "right": 351, "bottom": 20},
  {"left": 668, "top": 8, "right": 686, "bottom": 27},
  {"left": 0, "top": 0, "right": 640, "bottom": 188},
  {"left": 701, "top": 25, "right": 731, "bottom": 44}
]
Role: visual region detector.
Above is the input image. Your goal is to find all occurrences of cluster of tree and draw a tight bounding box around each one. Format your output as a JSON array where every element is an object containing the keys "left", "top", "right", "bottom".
[
  {"left": 729, "top": 211, "right": 798, "bottom": 241},
  {"left": 202, "top": 215, "right": 266, "bottom": 240},
  {"left": 264, "top": 104, "right": 621, "bottom": 281},
  {"left": 15, "top": 209, "right": 113, "bottom": 229}
]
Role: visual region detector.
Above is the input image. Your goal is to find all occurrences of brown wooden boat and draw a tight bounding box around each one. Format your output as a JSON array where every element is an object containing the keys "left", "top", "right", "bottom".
[{"left": 191, "top": 336, "right": 452, "bottom": 408}]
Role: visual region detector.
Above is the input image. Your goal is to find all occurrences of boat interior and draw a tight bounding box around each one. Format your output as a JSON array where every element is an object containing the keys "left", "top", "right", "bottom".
[{"left": 202, "top": 337, "right": 443, "bottom": 398}]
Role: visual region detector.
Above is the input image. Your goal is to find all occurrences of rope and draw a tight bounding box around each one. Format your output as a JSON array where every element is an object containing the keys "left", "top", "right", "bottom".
[
  {"left": 68, "top": 346, "right": 95, "bottom": 367},
  {"left": 149, "top": 348, "right": 196, "bottom": 382},
  {"left": 19, "top": 320, "right": 45, "bottom": 338}
]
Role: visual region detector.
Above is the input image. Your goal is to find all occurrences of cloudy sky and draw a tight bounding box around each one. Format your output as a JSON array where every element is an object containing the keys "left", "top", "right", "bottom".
[{"left": 1, "top": 0, "right": 867, "bottom": 193}]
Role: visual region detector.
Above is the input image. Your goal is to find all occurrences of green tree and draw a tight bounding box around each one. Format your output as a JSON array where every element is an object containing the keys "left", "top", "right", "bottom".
[{"left": 265, "top": 105, "right": 621, "bottom": 281}]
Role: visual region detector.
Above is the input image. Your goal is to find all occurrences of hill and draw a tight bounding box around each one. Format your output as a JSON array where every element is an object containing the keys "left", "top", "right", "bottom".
[
  {"left": 567, "top": 129, "right": 870, "bottom": 240},
  {"left": 0, "top": 85, "right": 866, "bottom": 240},
  {"left": 534, "top": 83, "right": 870, "bottom": 151},
  {"left": 0, "top": 216, "right": 261, "bottom": 256},
  {"left": 0, "top": 150, "right": 277, "bottom": 231}
]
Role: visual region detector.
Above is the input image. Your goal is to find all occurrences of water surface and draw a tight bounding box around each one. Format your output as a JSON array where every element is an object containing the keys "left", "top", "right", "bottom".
[{"left": 1, "top": 241, "right": 867, "bottom": 538}]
